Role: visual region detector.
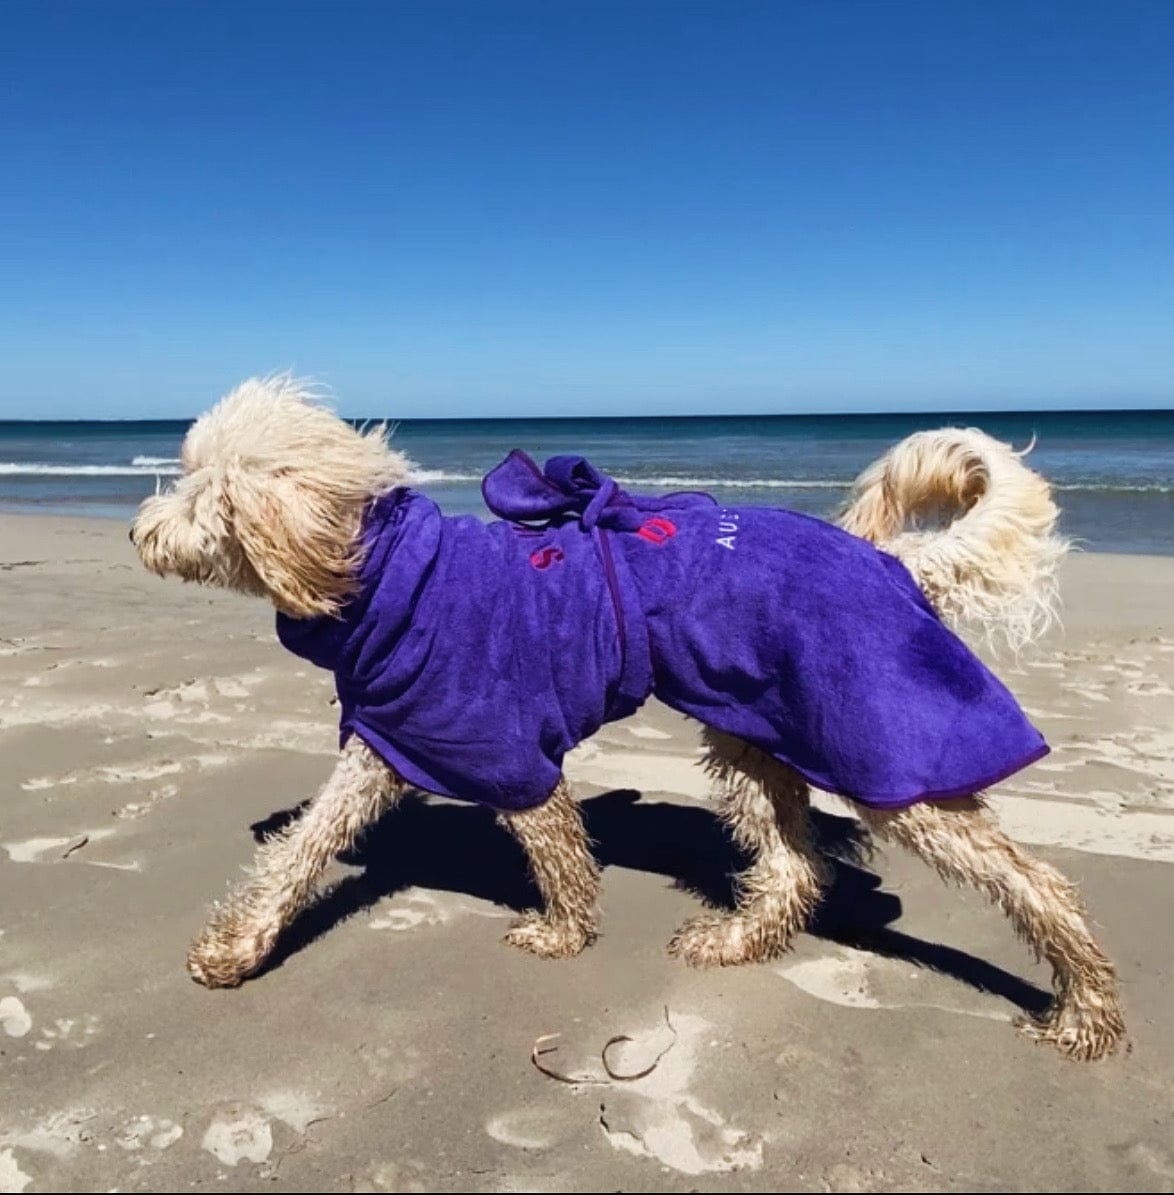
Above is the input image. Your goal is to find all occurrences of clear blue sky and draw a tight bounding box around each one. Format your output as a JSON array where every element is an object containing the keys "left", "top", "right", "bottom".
[{"left": 2, "top": 0, "right": 1172, "bottom": 419}]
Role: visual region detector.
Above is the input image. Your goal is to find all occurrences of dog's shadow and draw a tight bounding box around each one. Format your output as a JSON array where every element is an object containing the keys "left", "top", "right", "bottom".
[{"left": 254, "top": 789, "right": 1051, "bottom": 1017}]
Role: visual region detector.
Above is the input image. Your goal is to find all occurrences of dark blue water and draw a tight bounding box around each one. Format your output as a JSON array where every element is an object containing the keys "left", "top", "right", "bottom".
[{"left": 1, "top": 410, "right": 1171, "bottom": 553}]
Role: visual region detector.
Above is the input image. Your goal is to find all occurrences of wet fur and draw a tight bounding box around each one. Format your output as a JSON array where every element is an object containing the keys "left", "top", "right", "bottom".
[{"left": 133, "top": 375, "right": 1123, "bottom": 1061}]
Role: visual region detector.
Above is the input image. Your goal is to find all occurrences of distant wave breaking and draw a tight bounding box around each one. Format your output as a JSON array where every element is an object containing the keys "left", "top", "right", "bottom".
[
  {"left": 0, "top": 461, "right": 1168, "bottom": 495},
  {"left": 131, "top": 455, "right": 182, "bottom": 468},
  {"left": 0, "top": 462, "right": 184, "bottom": 477}
]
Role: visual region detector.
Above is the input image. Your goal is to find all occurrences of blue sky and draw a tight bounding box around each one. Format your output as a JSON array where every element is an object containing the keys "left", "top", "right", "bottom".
[{"left": 1, "top": 1, "right": 1172, "bottom": 419}]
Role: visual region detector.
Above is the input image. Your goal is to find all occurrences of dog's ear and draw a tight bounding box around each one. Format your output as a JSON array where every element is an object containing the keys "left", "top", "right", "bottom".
[{"left": 221, "top": 463, "right": 363, "bottom": 619}]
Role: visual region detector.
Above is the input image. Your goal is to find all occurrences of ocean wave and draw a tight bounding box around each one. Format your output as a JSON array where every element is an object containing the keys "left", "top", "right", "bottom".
[
  {"left": 1054, "top": 482, "right": 1173, "bottom": 494},
  {"left": 131, "top": 455, "right": 182, "bottom": 467},
  {"left": 624, "top": 476, "right": 1171, "bottom": 493},
  {"left": 401, "top": 468, "right": 851, "bottom": 489},
  {"left": 0, "top": 461, "right": 1167, "bottom": 496},
  {"left": 0, "top": 462, "right": 183, "bottom": 477},
  {"left": 405, "top": 468, "right": 482, "bottom": 484},
  {"left": 413, "top": 470, "right": 1172, "bottom": 495},
  {"left": 616, "top": 475, "right": 849, "bottom": 490}
]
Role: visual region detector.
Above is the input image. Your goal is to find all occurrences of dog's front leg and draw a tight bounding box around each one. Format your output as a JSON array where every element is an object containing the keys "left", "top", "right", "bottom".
[
  {"left": 187, "top": 738, "right": 403, "bottom": 988},
  {"left": 498, "top": 776, "right": 600, "bottom": 958}
]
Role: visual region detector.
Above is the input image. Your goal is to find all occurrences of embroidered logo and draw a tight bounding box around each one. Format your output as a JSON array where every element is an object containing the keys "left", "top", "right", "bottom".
[
  {"left": 715, "top": 509, "right": 740, "bottom": 551},
  {"left": 636, "top": 517, "right": 677, "bottom": 545},
  {"left": 529, "top": 546, "right": 565, "bottom": 570}
]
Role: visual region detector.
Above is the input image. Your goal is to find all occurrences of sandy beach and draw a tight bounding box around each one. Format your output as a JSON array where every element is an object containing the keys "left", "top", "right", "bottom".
[{"left": 2, "top": 512, "right": 1173, "bottom": 1193}]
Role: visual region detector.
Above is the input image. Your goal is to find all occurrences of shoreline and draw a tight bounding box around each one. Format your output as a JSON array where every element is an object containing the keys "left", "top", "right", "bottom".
[{"left": 3, "top": 504, "right": 1173, "bottom": 558}]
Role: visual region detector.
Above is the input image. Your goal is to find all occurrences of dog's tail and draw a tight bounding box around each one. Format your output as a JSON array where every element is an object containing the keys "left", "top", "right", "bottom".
[{"left": 839, "top": 427, "right": 1067, "bottom": 652}]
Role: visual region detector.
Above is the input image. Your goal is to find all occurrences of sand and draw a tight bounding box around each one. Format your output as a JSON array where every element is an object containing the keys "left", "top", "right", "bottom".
[{"left": 1, "top": 513, "right": 1173, "bottom": 1192}]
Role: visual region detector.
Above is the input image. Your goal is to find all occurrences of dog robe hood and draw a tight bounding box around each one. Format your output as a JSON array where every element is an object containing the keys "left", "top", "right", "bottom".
[{"left": 277, "top": 452, "right": 1048, "bottom": 811}]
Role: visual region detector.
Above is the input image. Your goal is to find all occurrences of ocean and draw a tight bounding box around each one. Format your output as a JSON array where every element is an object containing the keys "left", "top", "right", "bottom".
[{"left": 0, "top": 410, "right": 1171, "bottom": 554}]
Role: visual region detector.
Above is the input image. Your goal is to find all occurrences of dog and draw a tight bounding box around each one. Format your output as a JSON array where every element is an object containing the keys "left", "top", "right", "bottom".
[{"left": 131, "top": 375, "right": 1123, "bottom": 1061}]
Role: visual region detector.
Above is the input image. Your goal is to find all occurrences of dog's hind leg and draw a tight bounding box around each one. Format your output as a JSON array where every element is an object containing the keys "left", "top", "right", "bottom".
[
  {"left": 499, "top": 776, "right": 600, "bottom": 959},
  {"left": 187, "top": 737, "right": 403, "bottom": 988},
  {"left": 855, "top": 795, "right": 1124, "bottom": 1060},
  {"left": 670, "top": 729, "right": 829, "bottom": 966}
]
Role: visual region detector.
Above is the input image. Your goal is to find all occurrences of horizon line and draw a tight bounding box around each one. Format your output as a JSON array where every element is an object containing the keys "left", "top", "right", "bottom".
[{"left": 1, "top": 404, "right": 1173, "bottom": 426}]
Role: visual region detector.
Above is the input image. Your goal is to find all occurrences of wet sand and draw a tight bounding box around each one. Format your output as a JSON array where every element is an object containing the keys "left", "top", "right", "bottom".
[{"left": 2, "top": 514, "right": 1173, "bottom": 1192}]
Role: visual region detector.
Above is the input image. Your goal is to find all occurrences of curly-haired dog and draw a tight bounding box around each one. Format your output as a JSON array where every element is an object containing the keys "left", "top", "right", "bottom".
[{"left": 131, "top": 376, "right": 1123, "bottom": 1061}]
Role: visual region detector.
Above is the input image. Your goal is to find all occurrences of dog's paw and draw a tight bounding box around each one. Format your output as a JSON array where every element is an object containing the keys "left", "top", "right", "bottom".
[
  {"left": 503, "top": 912, "right": 592, "bottom": 959},
  {"left": 1016, "top": 996, "right": 1126, "bottom": 1061},
  {"left": 186, "top": 916, "right": 277, "bottom": 989},
  {"left": 668, "top": 913, "right": 783, "bottom": 968},
  {"left": 186, "top": 945, "right": 250, "bottom": 988}
]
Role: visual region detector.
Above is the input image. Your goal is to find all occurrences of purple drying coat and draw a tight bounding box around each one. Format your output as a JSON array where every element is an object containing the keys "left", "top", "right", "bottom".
[{"left": 276, "top": 452, "right": 1048, "bottom": 811}]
